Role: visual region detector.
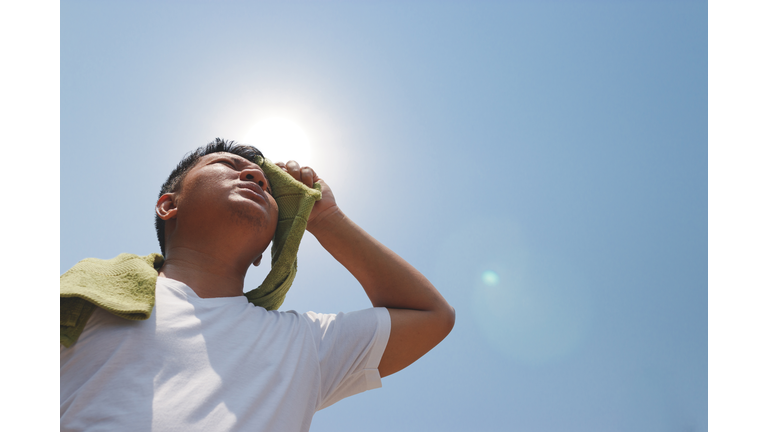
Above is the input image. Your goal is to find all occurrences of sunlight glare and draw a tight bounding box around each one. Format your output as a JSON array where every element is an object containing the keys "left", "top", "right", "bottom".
[{"left": 244, "top": 117, "right": 312, "bottom": 165}]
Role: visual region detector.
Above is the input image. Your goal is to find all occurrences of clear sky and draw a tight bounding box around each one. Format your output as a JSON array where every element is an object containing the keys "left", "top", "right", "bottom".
[{"left": 58, "top": 1, "right": 709, "bottom": 431}]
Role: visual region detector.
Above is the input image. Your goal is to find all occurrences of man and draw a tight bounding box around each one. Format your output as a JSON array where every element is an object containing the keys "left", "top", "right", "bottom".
[{"left": 60, "top": 139, "right": 455, "bottom": 431}]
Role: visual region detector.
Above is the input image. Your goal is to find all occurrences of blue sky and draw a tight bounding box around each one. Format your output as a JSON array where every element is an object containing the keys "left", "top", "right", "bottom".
[{"left": 55, "top": 1, "right": 714, "bottom": 430}]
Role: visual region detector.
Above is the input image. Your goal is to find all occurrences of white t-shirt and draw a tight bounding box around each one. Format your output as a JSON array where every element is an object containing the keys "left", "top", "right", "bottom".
[{"left": 60, "top": 277, "right": 391, "bottom": 432}]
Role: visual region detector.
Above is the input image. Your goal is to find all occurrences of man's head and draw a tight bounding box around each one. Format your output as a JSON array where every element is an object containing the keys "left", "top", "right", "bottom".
[{"left": 154, "top": 138, "right": 274, "bottom": 257}]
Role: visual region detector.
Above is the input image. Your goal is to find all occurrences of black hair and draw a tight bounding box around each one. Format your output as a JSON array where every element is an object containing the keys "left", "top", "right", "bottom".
[{"left": 154, "top": 138, "right": 264, "bottom": 256}]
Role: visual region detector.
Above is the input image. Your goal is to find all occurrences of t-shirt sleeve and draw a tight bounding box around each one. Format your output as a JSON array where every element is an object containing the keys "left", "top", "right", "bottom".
[{"left": 302, "top": 307, "right": 391, "bottom": 411}]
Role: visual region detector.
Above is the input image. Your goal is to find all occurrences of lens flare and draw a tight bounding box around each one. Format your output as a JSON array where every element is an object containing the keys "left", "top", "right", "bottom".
[
  {"left": 432, "top": 216, "right": 592, "bottom": 364},
  {"left": 482, "top": 270, "right": 500, "bottom": 286}
]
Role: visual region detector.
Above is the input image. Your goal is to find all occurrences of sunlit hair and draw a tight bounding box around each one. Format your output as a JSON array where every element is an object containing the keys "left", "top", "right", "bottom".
[{"left": 154, "top": 138, "right": 264, "bottom": 256}]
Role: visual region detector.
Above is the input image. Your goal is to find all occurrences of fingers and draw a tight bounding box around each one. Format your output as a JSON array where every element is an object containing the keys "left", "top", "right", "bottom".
[
  {"left": 300, "top": 167, "right": 316, "bottom": 188},
  {"left": 284, "top": 160, "right": 301, "bottom": 181},
  {"left": 275, "top": 160, "right": 316, "bottom": 188}
]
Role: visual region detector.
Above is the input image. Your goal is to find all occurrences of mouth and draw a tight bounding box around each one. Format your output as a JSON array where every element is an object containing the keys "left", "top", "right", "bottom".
[{"left": 237, "top": 182, "right": 268, "bottom": 202}]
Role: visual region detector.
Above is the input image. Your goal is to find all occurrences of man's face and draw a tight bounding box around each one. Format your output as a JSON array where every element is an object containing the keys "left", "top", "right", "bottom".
[{"left": 174, "top": 152, "right": 279, "bottom": 252}]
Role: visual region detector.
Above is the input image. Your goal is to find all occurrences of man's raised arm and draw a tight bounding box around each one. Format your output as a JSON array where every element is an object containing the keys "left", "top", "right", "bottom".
[{"left": 276, "top": 160, "right": 455, "bottom": 377}]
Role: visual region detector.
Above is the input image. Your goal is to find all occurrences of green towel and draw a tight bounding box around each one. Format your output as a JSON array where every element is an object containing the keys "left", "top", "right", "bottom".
[
  {"left": 60, "top": 157, "right": 323, "bottom": 347},
  {"left": 244, "top": 155, "right": 323, "bottom": 308},
  {"left": 60, "top": 253, "right": 164, "bottom": 347}
]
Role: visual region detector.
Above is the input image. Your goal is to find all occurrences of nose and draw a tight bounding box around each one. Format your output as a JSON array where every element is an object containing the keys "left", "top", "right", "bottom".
[{"left": 241, "top": 167, "right": 268, "bottom": 189}]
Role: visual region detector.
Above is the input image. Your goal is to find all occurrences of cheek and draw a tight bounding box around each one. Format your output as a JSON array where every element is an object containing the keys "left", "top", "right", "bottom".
[{"left": 185, "top": 172, "right": 229, "bottom": 196}]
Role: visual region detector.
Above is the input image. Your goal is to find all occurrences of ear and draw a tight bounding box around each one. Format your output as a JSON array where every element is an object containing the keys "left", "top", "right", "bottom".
[
  {"left": 156, "top": 193, "right": 178, "bottom": 220},
  {"left": 252, "top": 254, "right": 262, "bottom": 267}
]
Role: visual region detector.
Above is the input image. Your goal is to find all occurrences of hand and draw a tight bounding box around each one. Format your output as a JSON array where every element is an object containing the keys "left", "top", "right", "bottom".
[{"left": 274, "top": 160, "right": 339, "bottom": 232}]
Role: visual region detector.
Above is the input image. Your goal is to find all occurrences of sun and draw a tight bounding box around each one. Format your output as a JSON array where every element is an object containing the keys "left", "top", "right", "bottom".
[{"left": 243, "top": 117, "right": 312, "bottom": 165}]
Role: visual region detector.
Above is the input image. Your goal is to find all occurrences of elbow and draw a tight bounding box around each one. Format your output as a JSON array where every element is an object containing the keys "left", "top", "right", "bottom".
[{"left": 438, "top": 304, "right": 456, "bottom": 339}]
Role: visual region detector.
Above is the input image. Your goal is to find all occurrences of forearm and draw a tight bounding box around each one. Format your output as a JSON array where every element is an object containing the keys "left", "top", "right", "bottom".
[
  {"left": 308, "top": 208, "right": 451, "bottom": 314},
  {"left": 279, "top": 161, "right": 454, "bottom": 377}
]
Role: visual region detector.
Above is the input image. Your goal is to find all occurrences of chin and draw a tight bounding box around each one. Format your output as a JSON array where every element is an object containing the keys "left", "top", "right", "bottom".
[{"left": 231, "top": 209, "right": 276, "bottom": 243}]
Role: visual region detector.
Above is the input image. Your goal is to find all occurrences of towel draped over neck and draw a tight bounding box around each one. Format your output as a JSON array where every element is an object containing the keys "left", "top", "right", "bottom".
[{"left": 60, "top": 156, "right": 323, "bottom": 347}]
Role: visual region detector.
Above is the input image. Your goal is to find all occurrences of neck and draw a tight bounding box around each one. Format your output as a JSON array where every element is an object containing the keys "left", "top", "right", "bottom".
[{"left": 158, "top": 246, "right": 257, "bottom": 298}]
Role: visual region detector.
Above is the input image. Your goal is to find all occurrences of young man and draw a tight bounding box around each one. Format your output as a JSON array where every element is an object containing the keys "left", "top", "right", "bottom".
[{"left": 60, "top": 139, "right": 454, "bottom": 431}]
